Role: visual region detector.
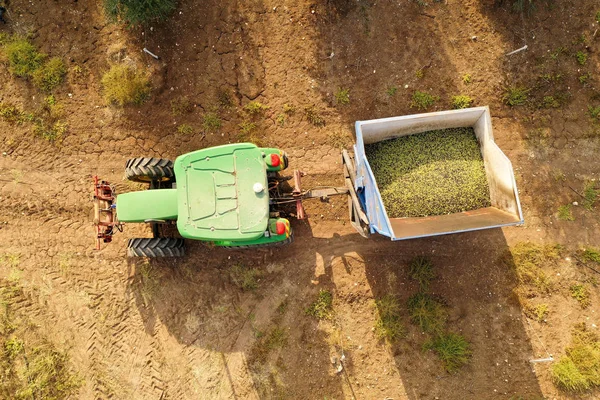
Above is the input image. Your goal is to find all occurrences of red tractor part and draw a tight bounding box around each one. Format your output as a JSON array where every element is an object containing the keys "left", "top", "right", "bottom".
[{"left": 93, "top": 176, "right": 121, "bottom": 250}]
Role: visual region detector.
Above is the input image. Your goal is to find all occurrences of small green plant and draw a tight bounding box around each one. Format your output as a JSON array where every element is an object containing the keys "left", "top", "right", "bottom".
[
  {"left": 386, "top": 86, "right": 398, "bottom": 96},
  {"left": 244, "top": 101, "right": 269, "bottom": 115},
  {"left": 551, "top": 323, "right": 600, "bottom": 392},
  {"left": 104, "top": 0, "right": 176, "bottom": 28},
  {"left": 589, "top": 106, "right": 600, "bottom": 121},
  {"left": 239, "top": 121, "right": 257, "bottom": 135},
  {"left": 410, "top": 90, "right": 438, "bottom": 110},
  {"left": 170, "top": 96, "right": 192, "bottom": 115},
  {"left": 334, "top": 88, "right": 350, "bottom": 105},
  {"left": 306, "top": 289, "right": 333, "bottom": 319},
  {"left": 217, "top": 90, "right": 234, "bottom": 108},
  {"left": 229, "top": 264, "right": 261, "bottom": 291},
  {"left": 526, "top": 303, "right": 549, "bottom": 322},
  {"left": 451, "top": 95, "right": 473, "bottom": 109},
  {"left": 583, "top": 181, "right": 598, "bottom": 210},
  {"left": 407, "top": 292, "right": 446, "bottom": 334},
  {"left": 503, "top": 86, "right": 529, "bottom": 106},
  {"left": 32, "top": 57, "right": 66, "bottom": 92},
  {"left": 202, "top": 112, "right": 221, "bottom": 132},
  {"left": 408, "top": 256, "right": 435, "bottom": 290},
  {"left": 415, "top": 69, "right": 424, "bottom": 79},
  {"left": 276, "top": 114, "right": 285, "bottom": 127},
  {"left": 576, "top": 51, "right": 588, "bottom": 66},
  {"left": 177, "top": 124, "right": 194, "bottom": 134},
  {"left": 101, "top": 64, "right": 150, "bottom": 106},
  {"left": 550, "top": 46, "right": 566, "bottom": 60},
  {"left": 374, "top": 295, "right": 406, "bottom": 342},
  {"left": 462, "top": 74, "right": 472, "bottom": 84},
  {"left": 283, "top": 103, "right": 296, "bottom": 115},
  {"left": 579, "top": 73, "right": 591, "bottom": 84},
  {"left": 596, "top": 11, "right": 600, "bottom": 24},
  {"left": 570, "top": 284, "right": 591, "bottom": 309},
  {"left": 542, "top": 95, "right": 560, "bottom": 108},
  {"left": 304, "top": 105, "right": 325, "bottom": 127},
  {"left": 581, "top": 247, "right": 600, "bottom": 264},
  {"left": 558, "top": 204, "right": 574, "bottom": 221},
  {"left": 4, "top": 37, "right": 46, "bottom": 78},
  {"left": 424, "top": 332, "right": 471, "bottom": 372}
]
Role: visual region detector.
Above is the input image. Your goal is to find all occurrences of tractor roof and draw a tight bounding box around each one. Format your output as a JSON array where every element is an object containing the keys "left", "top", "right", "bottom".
[{"left": 174, "top": 143, "right": 269, "bottom": 241}]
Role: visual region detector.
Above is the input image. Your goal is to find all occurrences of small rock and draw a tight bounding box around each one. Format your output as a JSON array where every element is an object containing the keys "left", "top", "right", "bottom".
[
  {"left": 573, "top": 201, "right": 578, "bottom": 206},
  {"left": 336, "top": 364, "right": 343, "bottom": 373},
  {"left": 330, "top": 356, "right": 337, "bottom": 365}
]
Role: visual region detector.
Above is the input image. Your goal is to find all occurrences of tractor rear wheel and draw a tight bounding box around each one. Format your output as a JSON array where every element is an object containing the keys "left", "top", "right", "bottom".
[
  {"left": 127, "top": 238, "right": 185, "bottom": 257},
  {"left": 125, "top": 158, "right": 175, "bottom": 183}
]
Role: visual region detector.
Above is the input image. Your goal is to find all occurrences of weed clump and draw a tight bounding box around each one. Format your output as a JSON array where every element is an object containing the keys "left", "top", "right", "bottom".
[
  {"left": 177, "top": 124, "right": 193, "bottom": 134},
  {"left": 170, "top": 96, "right": 192, "bottom": 115},
  {"left": 411, "top": 90, "right": 438, "bottom": 110},
  {"left": 32, "top": 57, "right": 66, "bottom": 92},
  {"left": 4, "top": 38, "right": 46, "bottom": 78},
  {"left": 570, "top": 284, "right": 591, "bottom": 309},
  {"left": 334, "top": 88, "right": 350, "bottom": 105},
  {"left": 408, "top": 256, "right": 435, "bottom": 291},
  {"left": 424, "top": 332, "right": 471, "bottom": 373},
  {"left": 101, "top": 64, "right": 150, "bottom": 106},
  {"left": 503, "top": 86, "right": 529, "bottom": 106},
  {"left": 374, "top": 295, "right": 406, "bottom": 342},
  {"left": 304, "top": 105, "right": 325, "bottom": 127},
  {"left": 551, "top": 323, "right": 600, "bottom": 392},
  {"left": 244, "top": 101, "right": 269, "bottom": 115},
  {"left": 366, "top": 127, "right": 490, "bottom": 218},
  {"left": 202, "top": 112, "right": 221, "bottom": 132},
  {"left": 506, "top": 242, "right": 560, "bottom": 294},
  {"left": 583, "top": 181, "right": 598, "bottom": 210},
  {"left": 576, "top": 51, "right": 588, "bottom": 66},
  {"left": 306, "top": 289, "right": 333, "bottom": 320},
  {"left": 558, "top": 204, "right": 574, "bottom": 221},
  {"left": 451, "top": 95, "right": 473, "bottom": 109},
  {"left": 581, "top": 247, "right": 600, "bottom": 264},
  {"left": 407, "top": 292, "right": 447, "bottom": 334},
  {"left": 525, "top": 303, "right": 549, "bottom": 322},
  {"left": 230, "top": 264, "right": 261, "bottom": 291}
]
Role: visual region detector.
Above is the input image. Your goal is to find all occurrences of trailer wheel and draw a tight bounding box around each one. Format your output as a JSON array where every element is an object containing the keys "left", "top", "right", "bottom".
[
  {"left": 125, "top": 158, "right": 175, "bottom": 183},
  {"left": 127, "top": 238, "right": 185, "bottom": 257}
]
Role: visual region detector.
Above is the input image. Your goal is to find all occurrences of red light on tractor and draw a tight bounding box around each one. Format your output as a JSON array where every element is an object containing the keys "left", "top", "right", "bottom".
[
  {"left": 270, "top": 153, "right": 280, "bottom": 167},
  {"left": 276, "top": 221, "right": 286, "bottom": 235}
]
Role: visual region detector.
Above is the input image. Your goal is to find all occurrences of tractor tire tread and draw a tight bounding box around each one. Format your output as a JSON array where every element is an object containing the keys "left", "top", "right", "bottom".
[
  {"left": 125, "top": 157, "right": 175, "bottom": 183},
  {"left": 127, "top": 237, "right": 185, "bottom": 258}
]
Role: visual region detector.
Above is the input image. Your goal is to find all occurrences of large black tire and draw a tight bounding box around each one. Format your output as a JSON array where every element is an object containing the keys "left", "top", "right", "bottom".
[
  {"left": 127, "top": 238, "right": 185, "bottom": 257},
  {"left": 125, "top": 158, "right": 175, "bottom": 183}
]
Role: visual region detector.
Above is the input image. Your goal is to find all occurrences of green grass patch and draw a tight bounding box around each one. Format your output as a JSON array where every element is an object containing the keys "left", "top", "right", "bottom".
[
  {"left": 462, "top": 73, "right": 472, "bottom": 84},
  {"left": 570, "top": 284, "right": 591, "bottom": 309},
  {"left": 334, "top": 88, "right": 350, "bottom": 105},
  {"left": 374, "top": 295, "right": 406, "bottom": 342},
  {"left": 408, "top": 256, "right": 435, "bottom": 291},
  {"left": 551, "top": 323, "right": 600, "bottom": 392},
  {"left": 407, "top": 292, "right": 446, "bottom": 334},
  {"left": 283, "top": 103, "right": 296, "bottom": 115},
  {"left": 170, "top": 96, "right": 192, "bottom": 115},
  {"left": 101, "top": 64, "right": 150, "bottom": 106},
  {"left": 506, "top": 242, "right": 560, "bottom": 294},
  {"left": 366, "top": 127, "right": 491, "bottom": 218},
  {"left": 503, "top": 86, "right": 529, "bottom": 106},
  {"left": 202, "top": 112, "right": 221, "bottom": 132},
  {"left": 386, "top": 86, "right": 398, "bottom": 96},
  {"left": 410, "top": 90, "right": 438, "bottom": 110},
  {"left": 32, "top": 57, "right": 66, "bottom": 92},
  {"left": 104, "top": 0, "right": 176, "bottom": 28},
  {"left": 558, "top": 204, "right": 574, "bottom": 221},
  {"left": 424, "top": 332, "right": 471, "bottom": 373},
  {"left": 451, "top": 95, "right": 473, "bottom": 109},
  {"left": 527, "top": 303, "right": 549, "bottom": 322},
  {"left": 249, "top": 326, "right": 288, "bottom": 365},
  {"left": 229, "top": 264, "right": 261, "bottom": 291},
  {"left": 306, "top": 289, "right": 333, "bottom": 320}
]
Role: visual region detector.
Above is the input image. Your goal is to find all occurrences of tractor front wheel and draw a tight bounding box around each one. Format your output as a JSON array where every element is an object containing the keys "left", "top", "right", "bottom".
[
  {"left": 127, "top": 238, "right": 185, "bottom": 257},
  {"left": 125, "top": 158, "right": 175, "bottom": 183}
]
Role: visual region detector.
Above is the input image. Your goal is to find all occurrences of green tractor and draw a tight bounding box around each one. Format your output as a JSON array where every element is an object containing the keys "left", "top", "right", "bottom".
[{"left": 94, "top": 143, "right": 298, "bottom": 257}]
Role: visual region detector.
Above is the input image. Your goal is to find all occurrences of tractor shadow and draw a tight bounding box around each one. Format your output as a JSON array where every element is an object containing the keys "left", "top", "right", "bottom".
[{"left": 126, "top": 221, "right": 544, "bottom": 399}]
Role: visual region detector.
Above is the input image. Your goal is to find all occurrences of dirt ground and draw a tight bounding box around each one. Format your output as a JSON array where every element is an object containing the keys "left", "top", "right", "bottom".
[{"left": 1, "top": 0, "right": 600, "bottom": 399}]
